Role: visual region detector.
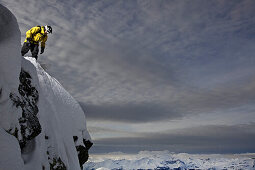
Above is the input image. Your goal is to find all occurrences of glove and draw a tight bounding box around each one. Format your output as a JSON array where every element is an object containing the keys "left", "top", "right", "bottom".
[
  {"left": 26, "top": 38, "right": 32, "bottom": 47},
  {"left": 27, "top": 38, "right": 32, "bottom": 42},
  {"left": 40, "top": 47, "right": 44, "bottom": 54}
]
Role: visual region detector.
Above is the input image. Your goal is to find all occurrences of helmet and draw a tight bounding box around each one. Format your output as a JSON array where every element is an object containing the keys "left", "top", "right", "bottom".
[{"left": 45, "top": 25, "right": 52, "bottom": 34}]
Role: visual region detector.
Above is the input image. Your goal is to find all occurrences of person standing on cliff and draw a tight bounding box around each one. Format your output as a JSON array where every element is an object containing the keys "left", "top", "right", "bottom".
[{"left": 21, "top": 25, "right": 52, "bottom": 60}]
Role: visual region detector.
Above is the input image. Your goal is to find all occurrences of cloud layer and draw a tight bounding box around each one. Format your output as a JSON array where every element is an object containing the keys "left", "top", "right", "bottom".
[{"left": 92, "top": 123, "right": 255, "bottom": 154}]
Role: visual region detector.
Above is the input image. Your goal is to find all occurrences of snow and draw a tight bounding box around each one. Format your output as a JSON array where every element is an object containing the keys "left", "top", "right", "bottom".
[
  {"left": 0, "top": 4, "right": 91, "bottom": 170},
  {"left": 20, "top": 57, "right": 91, "bottom": 169},
  {"left": 0, "top": 4, "right": 21, "bottom": 131},
  {"left": 0, "top": 5, "right": 24, "bottom": 169},
  {"left": 84, "top": 151, "right": 255, "bottom": 170},
  {"left": 0, "top": 4, "right": 20, "bottom": 92},
  {"left": 0, "top": 128, "right": 24, "bottom": 170}
]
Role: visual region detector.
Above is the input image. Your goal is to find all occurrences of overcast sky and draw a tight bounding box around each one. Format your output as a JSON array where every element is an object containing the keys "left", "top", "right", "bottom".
[{"left": 1, "top": 0, "right": 255, "bottom": 154}]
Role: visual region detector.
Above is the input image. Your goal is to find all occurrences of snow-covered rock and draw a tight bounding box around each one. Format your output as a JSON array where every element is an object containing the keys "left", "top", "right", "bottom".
[
  {"left": 84, "top": 151, "right": 255, "bottom": 170},
  {"left": 0, "top": 4, "right": 92, "bottom": 170}
]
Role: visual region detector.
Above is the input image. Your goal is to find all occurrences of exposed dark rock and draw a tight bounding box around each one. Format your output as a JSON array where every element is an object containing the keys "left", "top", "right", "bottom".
[
  {"left": 46, "top": 147, "right": 67, "bottom": 170},
  {"left": 73, "top": 136, "right": 78, "bottom": 142},
  {"left": 76, "top": 145, "right": 89, "bottom": 168},
  {"left": 45, "top": 134, "right": 67, "bottom": 170},
  {"left": 8, "top": 69, "right": 41, "bottom": 150},
  {"left": 83, "top": 139, "right": 93, "bottom": 150},
  {"left": 49, "top": 157, "right": 67, "bottom": 170},
  {"left": 73, "top": 136, "right": 93, "bottom": 168}
]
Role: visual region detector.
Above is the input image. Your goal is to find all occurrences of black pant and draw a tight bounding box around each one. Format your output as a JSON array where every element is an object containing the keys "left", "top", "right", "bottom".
[{"left": 21, "top": 42, "right": 39, "bottom": 60}]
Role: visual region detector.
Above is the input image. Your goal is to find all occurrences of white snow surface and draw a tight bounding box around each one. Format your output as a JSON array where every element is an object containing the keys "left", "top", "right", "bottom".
[
  {"left": 24, "top": 57, "right": 92, "bottom": 170},
  {"left": 0, "top": 4, "right": 21, "bottom": 131},
  {"left": 84, "top": 151, "right": 255, "bottom": 170},
  {"left": 21, "top": 57, "right": 91, "bottom": 170},
  {"left": 0, "top": 4, "right": 91, "bottom": 170},
  {"left": 0, "top": 128, "right": 24, "bottom": 170},
  {"left": 0, "top": 4, "right": 21, "bottom": 91}
]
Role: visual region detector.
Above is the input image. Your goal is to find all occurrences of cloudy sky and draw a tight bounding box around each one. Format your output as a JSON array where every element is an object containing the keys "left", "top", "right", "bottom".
[{"left": 1, "top": 0, "right": 255, "bottom": 154}]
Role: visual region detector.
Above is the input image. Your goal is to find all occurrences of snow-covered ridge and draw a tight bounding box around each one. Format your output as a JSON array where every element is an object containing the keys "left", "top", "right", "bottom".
[
  {"left": 0, "top": 4, "right": 92, "bottom": 170},
  {"left": 84, "top": 151, "right": 255, "bottom": 170}
]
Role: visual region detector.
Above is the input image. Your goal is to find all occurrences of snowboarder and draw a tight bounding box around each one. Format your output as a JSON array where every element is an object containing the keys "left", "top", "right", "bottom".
[{"left": 21, "top": 25, "right": 52, "bottom": 60}]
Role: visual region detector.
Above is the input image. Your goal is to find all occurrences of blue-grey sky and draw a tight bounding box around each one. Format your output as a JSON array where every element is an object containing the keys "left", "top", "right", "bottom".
[{"left": 1, "top": 0, "right": 255, "bottom": 153}]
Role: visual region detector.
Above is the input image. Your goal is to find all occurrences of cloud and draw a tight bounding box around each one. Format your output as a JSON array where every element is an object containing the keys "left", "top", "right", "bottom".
[
  {"left": 92, "top": 123, "right": 255, "bottom": 154},
  {"left": 80, "top": 77, "right": 255, "bottom": 123},
  {"left": 80, "top": 102, "right": 182, "bottom": 123},
  {"left": 5, "top": 0, "right": 255, "bottom": 122},
  {"left": 4, "top": 0, "right": 255, "bottom": 106},
  {"left": 179, "top": 78, "right": 255, "bottom": 114}
]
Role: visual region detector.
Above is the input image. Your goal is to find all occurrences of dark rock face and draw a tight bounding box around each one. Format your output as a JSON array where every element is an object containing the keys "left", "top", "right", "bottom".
[
  {"left": 73, "top": 136, "right": 93, "bottom": 168},
  {"left": 49, "top": 157, "right": 67, "bottom": 170},
  {"left": 9, "top": 69, "right": 41, "bottom": 150},
  {"left": 45, "top": 135, "right": 67, "bottom": 170},
  {"left": 76, "top": 145, "right": 89, "bottom": 167},
  {"left": 84, "top": 139, "right": 93, "bottom": 150}
]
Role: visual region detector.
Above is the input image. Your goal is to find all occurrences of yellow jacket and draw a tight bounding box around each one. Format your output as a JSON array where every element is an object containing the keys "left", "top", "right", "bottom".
[{"left": 24, "top": 26, "right": 48, "bottom": 48}]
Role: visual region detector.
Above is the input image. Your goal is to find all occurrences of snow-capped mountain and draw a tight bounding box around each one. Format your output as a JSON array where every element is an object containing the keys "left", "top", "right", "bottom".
[
  {"left": 0, "top": 4, "right": 92, "bottom": 170},
  {"left": 84, "top": 151, "right": 255, "bottom": 170}
]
